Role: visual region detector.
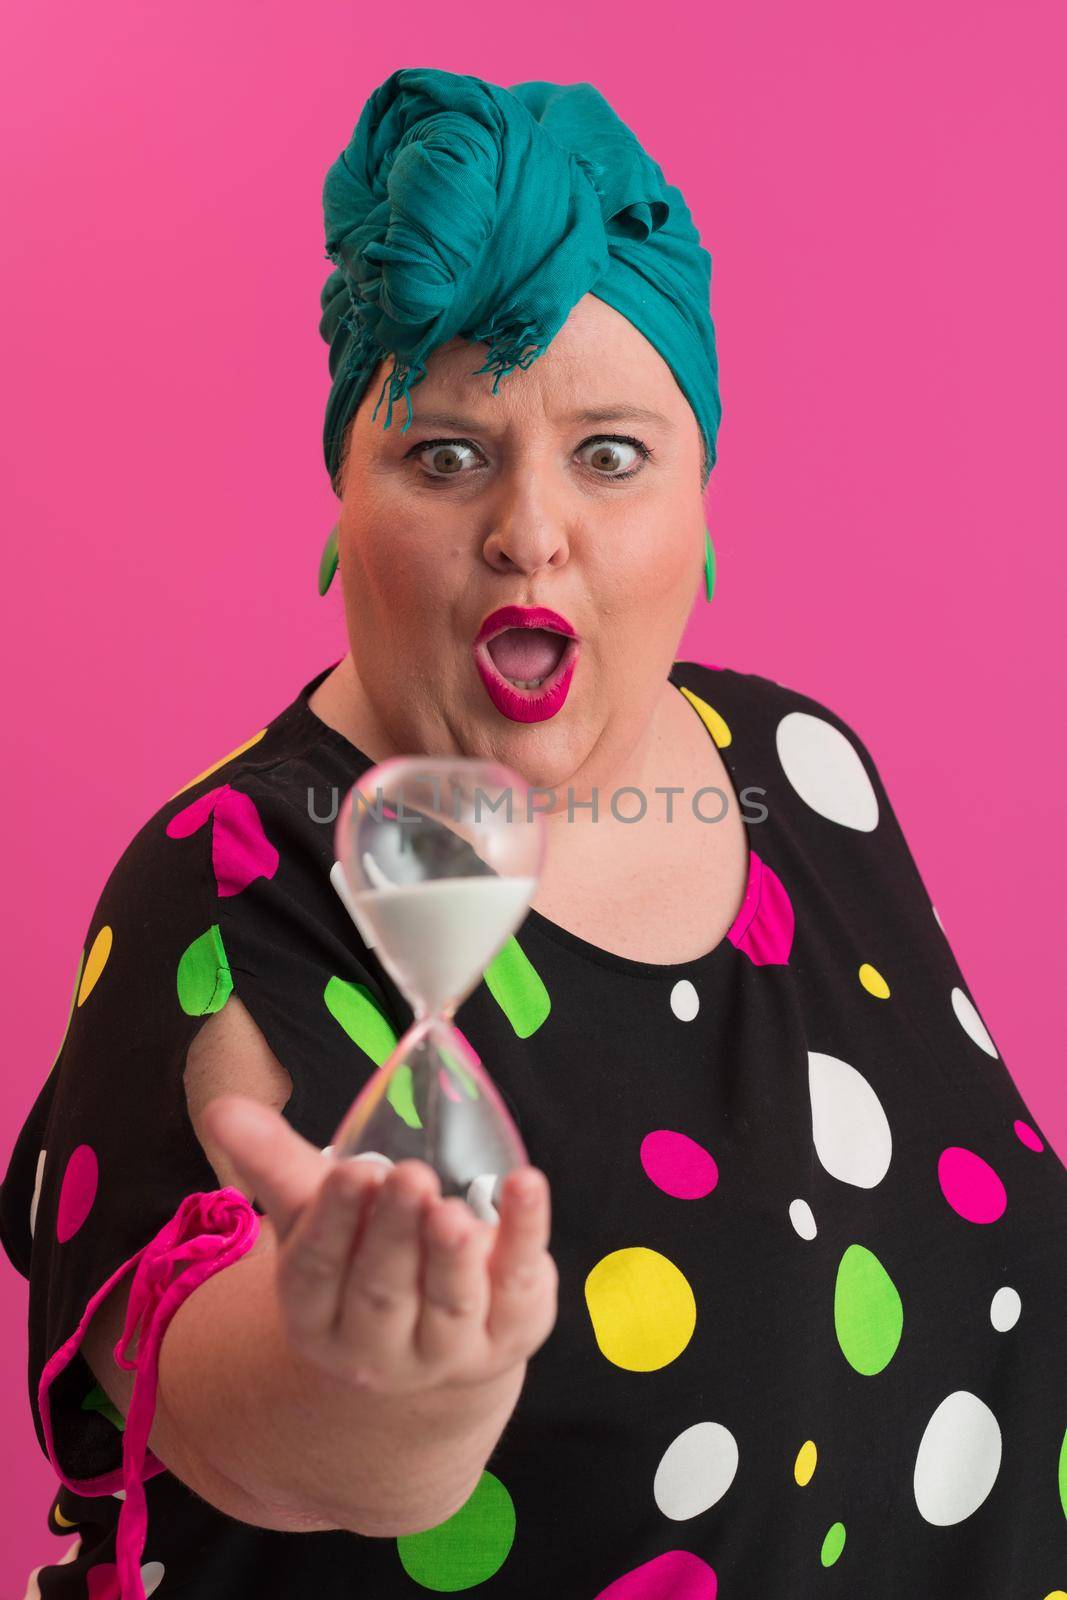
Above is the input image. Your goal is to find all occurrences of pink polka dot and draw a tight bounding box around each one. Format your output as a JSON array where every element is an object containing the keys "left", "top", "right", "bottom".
[
  {"left": 165, "top": 785, "right": 223, "bottom": 839},
  {"left": 211, "top": 787, "right": 280, "bottom": 897},
  {"left": 641, "top": 1130, "right": 718, "bottom": 1199},
  {"left": 727, "top": 850, "right": 795, "bottom": 966},
  {"left": 1013, "top": 1118, "right": 1045, "bottom": 1153},
  {"left": 595, "top": 1551, "right": 717, "bottom": 1600},
  {"left": 937, "top": 1146, "right": 1006, "bottom": 1224},
  {"left": 56, "top": 1145, "right": 99, "bottom": 1242},
  {"left": 166, "top": 784, "right": 280, "bottom": 897},
  {"left": 86, "top": 1562, "right": 120, "bottom": 1598}
]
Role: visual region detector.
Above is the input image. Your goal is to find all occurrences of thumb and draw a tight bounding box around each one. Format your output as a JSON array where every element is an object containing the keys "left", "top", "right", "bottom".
[{"left": 201, "top": 1094, "right": 329, "bottom": 1241}]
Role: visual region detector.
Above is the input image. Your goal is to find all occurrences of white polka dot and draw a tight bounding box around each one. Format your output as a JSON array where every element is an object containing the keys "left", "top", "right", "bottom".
[
  {"left": 808, "top": 1051, "right": 892, "bottom": 1188},
  {"left": 951, "top": 987, "right": 998, "bottom": 1058},
  {"left": 913, "top": 1390, "right": 1001, "bottom": 1525},
  {"left": 653, "top": 1421, "right": 739, "bottom": 1519},
  {"left": 29, "top": 1149, "right": 46, "bottom": 1238},
  {"left": 466, "top": 1173, "right": 501, "bottom": 1225},
  {"left": 670, "top": 980, "right": 700, "bottom": 1021},
  {"left": 112, "top": 1489, "right": 126, "bottom": 1500},
  {"left": 990, "top": 1286, "right": 1021, "bottom": 1332},
  {"left": 789, "top": 1198, "right": 817, "bottom": 1240},
  {"left": 141, "top": 1561, "right": 166, "bottom": 1595},
  {"left": 775, "top": 712, "right": 879, "bottom": 831},
  {"left": 932, "top": 904, "right": 944, "bottom": 932}
]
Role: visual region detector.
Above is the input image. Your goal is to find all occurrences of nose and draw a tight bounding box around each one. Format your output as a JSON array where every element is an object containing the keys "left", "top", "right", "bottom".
[{"left": 481, "top": 474, "right": 571, "bottom": 579}]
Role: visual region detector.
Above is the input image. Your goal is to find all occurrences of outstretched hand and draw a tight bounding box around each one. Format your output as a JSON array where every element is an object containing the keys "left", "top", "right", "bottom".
[{"left": 201, "top": 1095, "right": 558, "bottom": 1397}]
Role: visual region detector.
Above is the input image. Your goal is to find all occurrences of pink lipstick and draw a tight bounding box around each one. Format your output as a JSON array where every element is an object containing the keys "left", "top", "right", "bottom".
[{"left": 472, "top": 605, "right": 580, "bottom": 724}]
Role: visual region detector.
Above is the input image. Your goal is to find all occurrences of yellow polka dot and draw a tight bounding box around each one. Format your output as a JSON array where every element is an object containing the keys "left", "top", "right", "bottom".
[
  {"left": 584, "top": 1247, "right": 696, "bottom": 1371},
  {"left": 677, "top": 685, "right": 732, "bottom": 748},
  {"left": 169, "top": 728, "right": 268, "bottom": 799},
  {"left": 1042, "top": 1592, "right": 1067, "bottom": 1599},
  {"left": 794, "top": 1439, "right": 818, "bottom": 1486},
  {"left": 77, "top": 926, "right": 113, "bottom": 1006},
  {"left": 858, "top": 962, "right": 890, "bottom": 998},
  {"left": 52, "top": 1505, "right": 76, "bottom": 1527}
]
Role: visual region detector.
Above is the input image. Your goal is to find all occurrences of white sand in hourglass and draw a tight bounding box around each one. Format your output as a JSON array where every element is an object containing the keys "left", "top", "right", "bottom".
[{"left": 349, "top": 876, "right": 537, "bottom": 1016}]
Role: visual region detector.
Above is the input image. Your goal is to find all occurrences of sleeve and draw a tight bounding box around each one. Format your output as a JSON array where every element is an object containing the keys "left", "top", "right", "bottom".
[
  {"left": 0, "top": 778, "right": 264, "bottom": 1599},
  {"left": 780, "top": 676, "right": 1059, "bottom": 1152},
  {"left": 0, "top": 759, "right": 406, "bottom": 1542}
]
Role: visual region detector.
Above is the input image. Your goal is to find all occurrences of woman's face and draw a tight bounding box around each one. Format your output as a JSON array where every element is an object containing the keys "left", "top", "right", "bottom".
[{"left": 335, "top": 291, "right": 707, "bottom": 790}]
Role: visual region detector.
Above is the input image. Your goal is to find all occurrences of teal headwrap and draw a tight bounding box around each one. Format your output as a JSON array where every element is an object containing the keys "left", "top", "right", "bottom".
[{"left": 319, "top": 68, "right": 721, "bottom": 487}]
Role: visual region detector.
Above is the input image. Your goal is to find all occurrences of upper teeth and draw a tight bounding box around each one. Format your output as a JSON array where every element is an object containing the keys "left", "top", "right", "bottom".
[{"left": 505, "top": 676, "right": 546, "bottom": 689}]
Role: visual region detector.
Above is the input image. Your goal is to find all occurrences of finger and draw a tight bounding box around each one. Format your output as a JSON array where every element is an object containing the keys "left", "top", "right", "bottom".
[
  {"left": 276, "top": 1159, "right": 379, "bottom": 1343},
  {"left": 416, "top": 1197, "right": 492, "bottom": 1366},
  {"left": 486, "top": 1168, "right": 552, "bottom": 1345},
  {"left": 201, "top": 1094, "right": 333, "bottom": 1241},
  {"left": 337, "top": 1161, "right": 439, "bottom": 1368}
]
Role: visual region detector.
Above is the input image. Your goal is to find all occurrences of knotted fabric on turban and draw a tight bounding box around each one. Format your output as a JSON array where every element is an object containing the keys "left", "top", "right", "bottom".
[{"left": 319, "top": 68, "right": 721, "bottom": 487}]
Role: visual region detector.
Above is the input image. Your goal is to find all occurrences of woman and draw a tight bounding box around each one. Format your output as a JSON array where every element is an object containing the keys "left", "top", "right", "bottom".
[{"left": 2, "top": 66, "right": 1064, "bottom": 1600}]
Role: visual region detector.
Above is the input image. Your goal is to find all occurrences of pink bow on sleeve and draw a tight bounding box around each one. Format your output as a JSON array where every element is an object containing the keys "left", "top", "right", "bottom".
[{"left": 111, "top": 1188, "right": 260, "bottom": 1599}]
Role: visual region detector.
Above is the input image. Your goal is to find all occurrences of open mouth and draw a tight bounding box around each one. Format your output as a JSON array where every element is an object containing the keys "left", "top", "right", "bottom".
[
  {"left": 471, "top": 606, "right": 581, "bottom": 722},
  {"left": 479, "top": 626, "right": 577, "bottom": 692}
]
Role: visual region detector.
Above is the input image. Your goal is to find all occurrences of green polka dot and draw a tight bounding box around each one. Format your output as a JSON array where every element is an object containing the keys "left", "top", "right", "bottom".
[
  {"left": 323, "top": 975, "right": 398, "bottom": 1065},
  {"left": 482, "top": 939, "right": 550, "bottom": 1038},
  {"left": 834, "top": 1243, "right": 903, "bottom": 1375},
  {"left": 47, "top": 948, "right": 85, "bottom": 1079},
  {"left": 387, "top": 1061, "right": 421, "bottom": 1129},
  {"left": 1058, "top": 1424, "right": 1067, "bottom": 1519},
  {"left": 81, "top": 1382, "right": 125, "bottom": 1433},
  {"left": 396, "top": 1471, "right": 515, "bottom": 1591},
  {"left": 176, "top": 925, "right": 233, "bottom": 1016},
  {"left": 820, "top": 1521, "right": 846, "bottom": 1567}
]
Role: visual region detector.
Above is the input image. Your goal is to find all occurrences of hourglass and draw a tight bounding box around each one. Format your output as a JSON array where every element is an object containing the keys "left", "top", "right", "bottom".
[{"left": 329, "top": 757, "right": 546, "bottom": 1210}]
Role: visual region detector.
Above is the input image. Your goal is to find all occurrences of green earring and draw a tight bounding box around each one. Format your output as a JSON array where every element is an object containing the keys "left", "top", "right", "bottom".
[
  {"left": 318, "top": 524, "right": 339, "bottom": 596},
  {"left": 704, "top": 527, "right": 716, "bottom": 603}
]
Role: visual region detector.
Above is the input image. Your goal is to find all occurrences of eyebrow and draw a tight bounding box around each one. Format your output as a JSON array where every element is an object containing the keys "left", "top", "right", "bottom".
[
  {"left": 399, "top": 405, "right": 674, "bottom": 433},
  {"left": 566, "top": 405, "right": 674, "bottom": 429}
]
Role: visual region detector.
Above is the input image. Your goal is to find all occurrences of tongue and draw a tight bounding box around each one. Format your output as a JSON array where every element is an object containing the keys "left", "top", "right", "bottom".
[{"left": 486, "top": 628, "right": 566, "bottom": 681}]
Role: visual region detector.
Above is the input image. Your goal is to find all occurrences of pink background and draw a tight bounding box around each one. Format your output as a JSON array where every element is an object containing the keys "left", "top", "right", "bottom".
[{"left": 1, "top": 0, "right": 1063, "bottom": 1585}]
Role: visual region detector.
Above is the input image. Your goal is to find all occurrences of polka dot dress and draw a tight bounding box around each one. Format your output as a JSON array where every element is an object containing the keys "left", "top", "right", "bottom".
[{"left": 2, "top": 660, "right": 1064, "bottom": 1597}]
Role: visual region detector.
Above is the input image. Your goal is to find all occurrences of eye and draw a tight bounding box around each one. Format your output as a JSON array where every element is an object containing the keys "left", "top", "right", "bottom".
[
  {"left": 414, "top": 439, "right": 484, "bottom": 479},
  {"left": 576, "top": 435, "right": 650, "bottom": 479}
]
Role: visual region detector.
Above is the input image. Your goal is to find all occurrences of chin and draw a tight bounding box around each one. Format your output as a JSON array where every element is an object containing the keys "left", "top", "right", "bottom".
[{"left": 475, "top": 720, "right": 591, "bottom": 796}]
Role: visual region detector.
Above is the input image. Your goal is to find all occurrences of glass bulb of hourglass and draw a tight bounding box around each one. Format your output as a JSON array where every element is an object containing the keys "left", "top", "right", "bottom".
[{"left": 329, "top": 756, "right": 546, "bottom": 1211}]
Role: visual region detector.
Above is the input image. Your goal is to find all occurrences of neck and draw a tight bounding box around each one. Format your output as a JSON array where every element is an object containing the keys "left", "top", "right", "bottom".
[{"left": 307, "top": 650, "right": 685, "bottom": 837}]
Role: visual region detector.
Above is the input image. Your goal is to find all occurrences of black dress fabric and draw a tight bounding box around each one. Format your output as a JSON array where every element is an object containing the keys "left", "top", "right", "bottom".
[{"left": 2, "top": 657, "right": 1064, "bottom": 1599}]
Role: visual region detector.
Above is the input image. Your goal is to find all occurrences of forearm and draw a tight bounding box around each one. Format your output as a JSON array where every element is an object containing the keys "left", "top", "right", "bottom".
[{"left": 154, "top": 1232, "right": 526, "bottom": 1536}]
